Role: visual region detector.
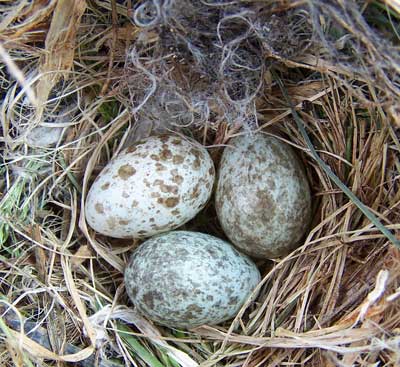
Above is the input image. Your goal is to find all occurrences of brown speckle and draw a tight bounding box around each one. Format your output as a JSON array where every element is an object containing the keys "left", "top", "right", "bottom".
[
  {"left": 107, "top": 217, "right": 116, "bottom": 229},
  {"left": 142, "top": 291, "right": 163, "bottom": 309},
  {"left": 183, "top": 304, "right": 203, "bottom": 320},
  {"left": 95, "top": 203, "right": 104, "bottom": 214},
  {"left": 101, "top": 182, "right": 110, "bottom": 190},
  {"left": 126, "top": 146, "right": 137, "bottom": 153},
  {"left": 158, "top": 197, "right": 180, "bottom": 208},
  {"left": 160, "top": 149, "right": 172, "bottom": 161},
  {"left": 131, "top": 200, "right": 139, "bottom": 207},
  {"left": 129, "top": 286, "right": 138, "bottom": 298},
  {"left": 153, "top": 180, "right": 179, "bottom": 195},
  {"left": 159, "top": 135, "right": 170, "bottom": 143},
  {"left": 206, "top": 247, "right": 217, "bottom": 257},
  {"left": 257, "top": 154, "right": 267, "bottom": 163},
  {"left": 151, "top": 192, "right": 161, "bottom": 198},
  {"left": 190, "top": 148, "right": 202, "bottom": 170},
  {"left": 173, "top": 155, "right": 184, "bottom": 164},
  {"left": 190, "top": 184, "right": 201, "bottom": 199},
  {"left": 119, "top": 219, "right": 130, "bottom": 225},
  {"left": 161, "top": 184, "right": 179, "bottom": 194},
  {"left": 172, "top": 174, "right": 184, "bottom": 184},
  {"left": 172, "top": 138, "right": 182, "bottom": 145},
  {"left": 155, "top": 163, "right": 166, "bottom": 171},
  {"left": 255, "top": 190, "right": 276, "bottom": 219},
  {"left": 269, "top": 142, "right": 291, "bottom": 170},
  {"left": 165, "top": 197, "right": 179, "bottom": 208},
  {"left": 150, "top": 154, "right": 159, "bottom": 161},
  {"left": 266, "top": 178, "right": 276, "bottom": 190},
  {"left": 118, "top": 164, "right": 136, "bottom": 180}
]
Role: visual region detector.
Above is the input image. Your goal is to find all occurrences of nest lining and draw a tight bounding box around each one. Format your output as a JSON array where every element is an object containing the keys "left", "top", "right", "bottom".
[{"left": 0, "top": 0, "right": 400, "bottom": 366}]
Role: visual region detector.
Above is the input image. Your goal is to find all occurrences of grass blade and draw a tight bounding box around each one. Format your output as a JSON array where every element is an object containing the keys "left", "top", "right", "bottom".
[
  {"left": 272, "top": 71, "right": 400, "bottom": 248},
  {"left": 116, "top": 322, "right": 165, "bottom": 367}
]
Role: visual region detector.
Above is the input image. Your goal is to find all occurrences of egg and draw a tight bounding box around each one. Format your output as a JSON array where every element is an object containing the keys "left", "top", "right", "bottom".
[
  {"left": 85, "top": 135, "right": 215, "bottom": 238},
  {"left": 215, "top": 133, "right": 312, "bottom": 259},
  {"left": 124, "top": 231, "right": 260, "bottom": 329}
]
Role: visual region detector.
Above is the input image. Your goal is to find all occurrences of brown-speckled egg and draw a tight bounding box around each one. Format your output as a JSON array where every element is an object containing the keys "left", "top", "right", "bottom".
[
  {"left": 215, "top": 133, "right": 311, "bottom": 259},
  {"left": 124, "top": 231, "right": 260, "bottom": 329},
  {"left": 85, "top": 135, "right": 215, "bottom": 238}
]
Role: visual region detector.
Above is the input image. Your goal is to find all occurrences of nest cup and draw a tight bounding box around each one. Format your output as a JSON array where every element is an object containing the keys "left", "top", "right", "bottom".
[{"left": 0, "top": 1, "right": 400, "bottom": 366}]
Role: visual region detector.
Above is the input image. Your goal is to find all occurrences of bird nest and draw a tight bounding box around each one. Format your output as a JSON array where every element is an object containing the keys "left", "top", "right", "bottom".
[{"left": 1, "top": 0, "right": 400, "bottom": 366}]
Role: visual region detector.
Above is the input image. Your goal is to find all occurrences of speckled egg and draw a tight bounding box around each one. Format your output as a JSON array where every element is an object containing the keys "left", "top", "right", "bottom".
[
  {"left": 215, "top": 133, "right": 312, "bottom": 259},
  {"left": 85, "top": 135, "right": 215, "bottom": 238},
  {"left": 124, "top": 231, "right": 260, "bottom": 329}
]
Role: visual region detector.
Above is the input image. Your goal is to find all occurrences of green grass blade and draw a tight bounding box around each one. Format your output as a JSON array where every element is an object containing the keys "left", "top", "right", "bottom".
[
  {"left": 116, "top": 322, "right": 165, "bottom": 367},
  {"left": 272, "top": 71, "right": 400, "bottom": 248},
  {"left": 58, "top": 154, "right": 82, "bottom": 193},
  {"left": 0, "top": 161, "right": 39, "bottom": 252}
]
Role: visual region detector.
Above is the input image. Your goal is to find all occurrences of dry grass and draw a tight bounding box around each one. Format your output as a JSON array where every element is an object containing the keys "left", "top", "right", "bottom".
[{"left": 1, "top": 0, "right": 400, "bottom": 366}]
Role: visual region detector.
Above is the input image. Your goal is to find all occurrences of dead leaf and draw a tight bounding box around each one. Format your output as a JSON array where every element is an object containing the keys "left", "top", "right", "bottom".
[
  {"left": 8, "top": 328, "right": 94, "bottom": 362},
  {"left": 35, "top": 0, "right": 86, "bottom": 115},
  {"left": 0, "top": 0, "right": 56, "bottom": 38},
  {"left": 6, "top": 340, "right": 23, "bottom": 367},
  {"left": 31, "top": 224, "right": 47, "bottom": 282},
  {"left": 71, "top": 244, "right": 92, "bottom": 268}
]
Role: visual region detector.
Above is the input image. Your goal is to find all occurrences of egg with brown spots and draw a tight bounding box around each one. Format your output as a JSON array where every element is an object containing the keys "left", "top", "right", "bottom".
[
  {"left": 85, "top": 135, "right": 215, "bottom": 238},
  {"left": 215, "top": 133, "right": 312, "bottom": 259},
  {"left": 124, "top": 231, "right": 260, "bottom": 329}
]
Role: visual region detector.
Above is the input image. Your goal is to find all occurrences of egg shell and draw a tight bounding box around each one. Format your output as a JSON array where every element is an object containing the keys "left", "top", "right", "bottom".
[
  {"left": 215, "top": 133, "right": 312, "bottom": 259},
  {"left": 124, "top": 230, "right": 260, "bottom": 329},
  {"left": 85, "top": 135, "right": 215, "bottom": 238}
]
